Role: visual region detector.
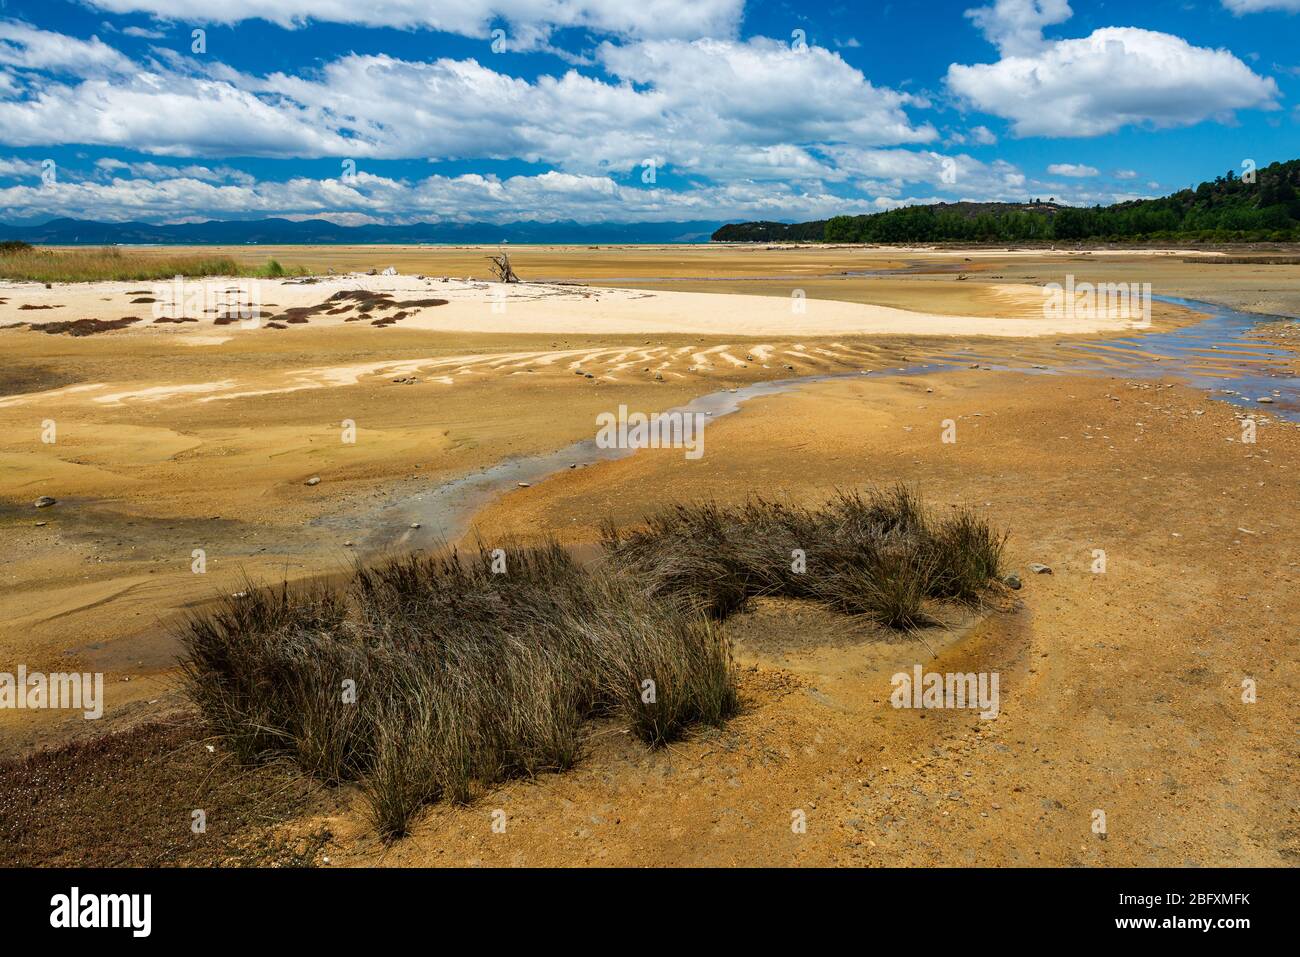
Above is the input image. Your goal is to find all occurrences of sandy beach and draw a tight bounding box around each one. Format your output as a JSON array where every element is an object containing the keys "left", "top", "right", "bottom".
[
  {"left": 8, "top": 0, "right": 1300, "bottom": 932},
  {"left": 1, "top": 244, "right": 1297, "bottom": 867}
]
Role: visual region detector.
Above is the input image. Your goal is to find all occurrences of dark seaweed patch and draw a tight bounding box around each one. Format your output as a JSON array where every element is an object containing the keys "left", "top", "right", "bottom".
[{"left": 31, "top": 317, "right": 141, "bottom": 336}]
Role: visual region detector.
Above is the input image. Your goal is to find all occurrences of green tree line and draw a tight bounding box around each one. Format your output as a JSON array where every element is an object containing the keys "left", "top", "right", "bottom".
[{"left": 712, "top": 160, "right": 1300, "bottom": 244}]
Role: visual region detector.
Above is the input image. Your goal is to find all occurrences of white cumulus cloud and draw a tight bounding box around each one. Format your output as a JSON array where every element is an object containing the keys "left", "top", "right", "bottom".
[
  {"left": 0, "top": 20, "right": 135, "bottom": 76},
  {"left": 0, "top": 168, "right": 892, "bottom": 224},
  {"left": 0, "top": 30, "right": 937, "bottom": 180},
  {"left": 947, "top": 27, "right": 1279, "bottom": 137},
  {"left": 1221, "top": 1, "right": 1300, "bottom": 13},
  {"left": 1047, "top": 163, "right": 1098, "bottom": 176},
  {"left": 79, "top": 0, "right": 745, "bottom": 45},
  {"left": 0, "top": 156, "right": 45, "bottom": 178},
  {"left": 964, "top": 0, "right": 1073, "bottom": 57}
]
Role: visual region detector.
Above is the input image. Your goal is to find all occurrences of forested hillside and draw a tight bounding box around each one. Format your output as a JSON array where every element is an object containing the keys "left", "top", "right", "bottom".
[
  {"left": 712, "top": 160, "right": 1300, "bottom": 244},
  {"left": 710, "top": 219, "right": 829, "bottom": 242}
]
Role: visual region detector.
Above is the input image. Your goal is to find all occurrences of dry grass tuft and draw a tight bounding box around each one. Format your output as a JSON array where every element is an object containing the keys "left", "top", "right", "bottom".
[
  {"left": 178, "top": 544, "right": 738, "bottom": 840},
  {"left": 0, "top": 245, "right": 306, "bottom": 282},
  {"left": 179, "top": 488, "right": 1003, "bottom": 840},
  {"left": 603, "top": 485, "right": 1006, "bottom": 629}
]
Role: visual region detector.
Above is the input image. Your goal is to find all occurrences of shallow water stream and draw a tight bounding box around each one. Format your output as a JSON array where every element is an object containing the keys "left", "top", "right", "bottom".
[{"left": 327, "top": 296, "right": 1296, "bottom": 550}]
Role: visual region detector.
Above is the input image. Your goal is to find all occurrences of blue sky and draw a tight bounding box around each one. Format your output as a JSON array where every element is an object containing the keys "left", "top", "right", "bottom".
[{"left": 0, "top": 0, "right": 1296, "bottom": 224}]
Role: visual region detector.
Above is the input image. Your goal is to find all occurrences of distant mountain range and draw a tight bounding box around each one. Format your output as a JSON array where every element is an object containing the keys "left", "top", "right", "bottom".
[{"left": 0, "top": 217, "right": 725, "bottom": 245}]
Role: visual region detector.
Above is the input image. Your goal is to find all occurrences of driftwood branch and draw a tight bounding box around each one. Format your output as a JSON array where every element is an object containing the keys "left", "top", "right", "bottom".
[{"left": 487, "top": 251, "right": 520, "bottom": 283}]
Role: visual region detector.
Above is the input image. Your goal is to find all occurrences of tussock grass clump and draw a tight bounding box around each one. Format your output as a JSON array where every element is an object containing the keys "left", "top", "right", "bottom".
[
  {"left": 600, "top": 502, "right": 753, "bottom": 618},
  {"left": 604, "top": 485, "right": 1006, "bottom": 629},
  {"left": 178, "top": 544, "right": 737, "bottom": 840},
  {"left": 180, "top": 488, "right": 1001, "bottom": 841},
  {"left": 925, "top": 507, "right": 1008, "bottom": 605},
  {"left": 0, "top": 245, "right": 307, "bottom": 282}
]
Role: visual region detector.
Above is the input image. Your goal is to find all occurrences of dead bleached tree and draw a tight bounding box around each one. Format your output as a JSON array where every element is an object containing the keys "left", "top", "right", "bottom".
[{"left": 487, "top": 250, "right": 520, "bottom": 283}]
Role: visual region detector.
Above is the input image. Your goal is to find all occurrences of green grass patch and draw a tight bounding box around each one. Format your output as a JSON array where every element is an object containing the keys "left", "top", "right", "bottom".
[{"left": 0, "top": 246, "right": 309, "bottom": 282}]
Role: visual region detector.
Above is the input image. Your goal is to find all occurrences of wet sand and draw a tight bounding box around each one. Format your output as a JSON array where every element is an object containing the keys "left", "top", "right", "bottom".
[
  {"left": 333, "top": 370, "right": 1298, "bottom": 866},
  {"left": 0, "top": 245, "right": 1297, "bottom": 866}
]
